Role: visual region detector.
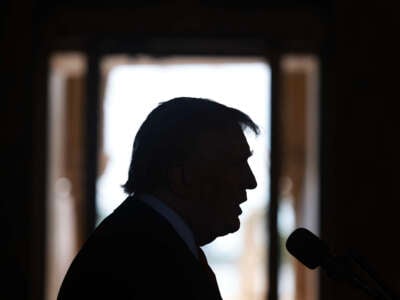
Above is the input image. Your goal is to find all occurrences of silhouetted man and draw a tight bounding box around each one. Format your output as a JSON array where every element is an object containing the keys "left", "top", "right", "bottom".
[{"left": 58, "top": 97, "right": 259, "bottom": 299}]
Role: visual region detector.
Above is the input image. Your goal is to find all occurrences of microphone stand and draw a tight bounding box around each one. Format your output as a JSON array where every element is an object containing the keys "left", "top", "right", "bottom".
[
  {"left": 346, "top": 250, "right": 398, "bottom": 300},
  {"left": 325, "top": 252, "right": 397, "bottom": 300}
]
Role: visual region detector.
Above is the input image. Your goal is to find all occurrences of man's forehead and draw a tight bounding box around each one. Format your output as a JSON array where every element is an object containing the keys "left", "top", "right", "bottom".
[{"left": 195, "top": 126, "right": 251, "bottom": 159}]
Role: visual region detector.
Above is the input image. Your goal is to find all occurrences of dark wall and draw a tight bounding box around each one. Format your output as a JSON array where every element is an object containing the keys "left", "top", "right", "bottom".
[
  {"left": 1, "top": 1, "right": 399, "bottom": 299},
  {"left": 322, "top": 1, "right": 400, "bottom": 299},
  {"left": 1, "top": 1, "right": 40, "bottom": 299}
]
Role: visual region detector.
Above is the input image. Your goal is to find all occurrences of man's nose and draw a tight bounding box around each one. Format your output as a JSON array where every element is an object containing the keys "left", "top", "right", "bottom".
[{"left": 245, "top": 162, "right": 257, "bottom": 190}]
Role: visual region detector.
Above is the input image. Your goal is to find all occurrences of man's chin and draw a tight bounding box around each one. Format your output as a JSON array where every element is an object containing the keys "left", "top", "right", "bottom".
[
  {"left": 206, "top": 218, "right": 241, "bottom": 243},
  {"left": 231, "top": 218, "right": 241, "bottom": 232},
  {"left": 222, "top": 218, "right": 241, "bottom": 235}
]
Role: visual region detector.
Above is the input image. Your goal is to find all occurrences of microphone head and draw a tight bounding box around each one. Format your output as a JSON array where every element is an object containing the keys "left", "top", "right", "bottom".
[{"left": 286, "top": 228, "right": 330, "bottom": 269}]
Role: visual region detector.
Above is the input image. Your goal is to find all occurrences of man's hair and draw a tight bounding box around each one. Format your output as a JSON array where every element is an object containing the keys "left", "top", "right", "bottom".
[{"left": 122, "top": 97, "right": 259, "bottom": 195}]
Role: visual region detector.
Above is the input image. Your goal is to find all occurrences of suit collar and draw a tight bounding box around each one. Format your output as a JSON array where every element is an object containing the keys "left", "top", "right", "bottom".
[{"left": 138, "top": 193, "right": 199, "bottom": 259}]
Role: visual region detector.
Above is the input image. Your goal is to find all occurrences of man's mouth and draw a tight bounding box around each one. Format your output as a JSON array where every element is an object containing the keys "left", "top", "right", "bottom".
[{"left": 237, "top": 207, "right": 243, "bottom": 215}]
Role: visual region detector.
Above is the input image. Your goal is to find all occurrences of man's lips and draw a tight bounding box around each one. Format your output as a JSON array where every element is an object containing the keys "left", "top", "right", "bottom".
[
  {"left": 235, "top": 195, "right": 246, "bottom": 215},
  {"left": 236, "top": 206, "right": 243, "bottom": 216}
]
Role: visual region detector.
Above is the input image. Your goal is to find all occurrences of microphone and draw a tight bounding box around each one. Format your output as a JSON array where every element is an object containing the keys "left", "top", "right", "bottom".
[
  {"left": 286, "top": 227, "right": 352, "bottom": 280},
  {"left": 285, "top": 228, "right": 329, "bottom": 269},
  {"left": 285, "top": 228, "right": 396, "bottom": 300}
]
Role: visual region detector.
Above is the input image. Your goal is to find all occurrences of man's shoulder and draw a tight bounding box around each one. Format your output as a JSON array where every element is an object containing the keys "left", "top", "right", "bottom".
[
  {"left": 80, "top": 195, "right": 189, "bottom": 257},
  {"left": 95, "top": 195, "right": 174, "bottom": 239},
  {"left": 62, "top": 196, "right": 192, "bottom": 277}
]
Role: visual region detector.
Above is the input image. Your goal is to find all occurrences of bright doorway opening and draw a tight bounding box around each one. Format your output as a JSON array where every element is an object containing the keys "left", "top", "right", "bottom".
[{"left": 97, "top": 55, "right": 271, "bottom": 300}]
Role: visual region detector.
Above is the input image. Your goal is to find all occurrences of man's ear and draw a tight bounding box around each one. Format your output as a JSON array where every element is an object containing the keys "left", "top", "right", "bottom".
[{"left": 168, "top": 165, "right": 193, "bottom": 195}]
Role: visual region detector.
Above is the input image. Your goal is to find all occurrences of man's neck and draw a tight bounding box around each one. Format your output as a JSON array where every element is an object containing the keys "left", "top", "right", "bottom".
[{"left": 151, "top": 189, "right": 215, "bottom": 246}]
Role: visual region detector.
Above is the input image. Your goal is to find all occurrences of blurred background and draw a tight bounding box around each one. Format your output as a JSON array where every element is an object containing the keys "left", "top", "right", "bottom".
[{"left": 1, "top": 1, "right": 399, "bottom": 300}]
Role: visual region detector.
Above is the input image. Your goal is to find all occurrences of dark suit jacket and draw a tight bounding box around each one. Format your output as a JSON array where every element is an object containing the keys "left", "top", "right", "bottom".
[{"left": 58, "top": 195, "right": 222, "bottom": 299}]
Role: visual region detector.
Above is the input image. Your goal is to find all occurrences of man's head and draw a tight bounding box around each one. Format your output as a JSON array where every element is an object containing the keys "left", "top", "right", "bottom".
[{"left": 123, "top": 97, "right": 259, "bottom": 244}]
